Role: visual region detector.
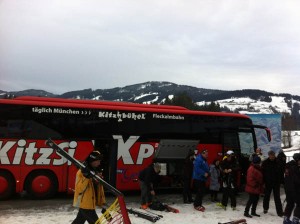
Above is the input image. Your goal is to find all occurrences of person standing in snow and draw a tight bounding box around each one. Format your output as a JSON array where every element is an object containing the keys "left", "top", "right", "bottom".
[
  {"left": 249, "top": 147, "right": 265, "bottom": 162},
  {"left": 217, "top": 150, "right": 238, "bottom": 210},
  {"left": 72, "top": 151, "right": 106, "bottom": 224},
  {"left": 209, "top": 159, "right": 221, "bottom": 202},
  {"left": 244, "top": 156, "right": 264, "bottom": 218},
  {"left": 277, "top": 149, "right": 287, "bottom": 185},
  {"left": 261, "top": 150, "right": 283, "bottom": 217},
  {"left": 193, "top": 149, "right": 209, "bottom": 212},
  {"left": 183, "top": 150, "right": 195, "bottom": 203},
  {"left": 283, "top": 153, "right": 300, "bottom": 224},
  {"left": 138, "top": 162, "right": 161, "bottom": 209}
]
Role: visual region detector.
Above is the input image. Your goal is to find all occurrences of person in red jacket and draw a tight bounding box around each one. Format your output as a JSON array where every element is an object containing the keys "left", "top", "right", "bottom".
[{"left": 244, "top": 155, "right": 264, "bottom": 218}]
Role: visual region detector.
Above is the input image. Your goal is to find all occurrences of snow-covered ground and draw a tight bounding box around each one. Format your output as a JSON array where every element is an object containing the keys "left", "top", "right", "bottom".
[
  {"left": 0, "top": 191, "right": 286, "bottom": 224},
  {"left": 1, "top": 133, "right": 299, "bottom": 224}
]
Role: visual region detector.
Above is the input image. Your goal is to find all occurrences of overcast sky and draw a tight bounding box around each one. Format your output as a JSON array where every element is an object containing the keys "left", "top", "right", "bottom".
[{"left": 1, "top": 0, "right": 300, "bottom": 95}]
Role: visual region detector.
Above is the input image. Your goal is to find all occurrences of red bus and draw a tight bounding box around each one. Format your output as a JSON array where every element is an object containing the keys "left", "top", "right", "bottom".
[{"left": 0, "top": 96, "right": 270, "bottom": 200}]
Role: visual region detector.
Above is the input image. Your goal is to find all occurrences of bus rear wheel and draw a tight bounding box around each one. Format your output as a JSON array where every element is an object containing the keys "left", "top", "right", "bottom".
[
  {"left": 25, "top": 170, "right": 58, "bottom": 199},
  {"left": 0, "top": 170, "right": 16, "bottom": 200}
]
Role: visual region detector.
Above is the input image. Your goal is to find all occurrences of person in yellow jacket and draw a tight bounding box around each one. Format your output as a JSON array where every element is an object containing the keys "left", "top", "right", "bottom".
[{"left": 72, "top": 151, "right": 106, "bottom": 224}]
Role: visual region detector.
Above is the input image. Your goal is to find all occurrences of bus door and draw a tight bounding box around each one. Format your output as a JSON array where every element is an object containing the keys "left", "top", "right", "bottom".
[
  {"left": 222, "top": 130, "right": 249, "bottom": 189},
  {"left": 94, "top": 139, "right": 117, "bottom": 189},
  {"left": 154, "top": 139, "right": 199, "bottom": 188}
]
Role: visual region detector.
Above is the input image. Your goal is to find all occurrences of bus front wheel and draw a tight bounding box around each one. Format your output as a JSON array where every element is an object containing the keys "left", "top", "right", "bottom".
[
  {"left": 25, "top": 170, "right": 58, "bottom": 199},
  {"left": 0, "top": 170, "right": 16, "bottom": 200}
]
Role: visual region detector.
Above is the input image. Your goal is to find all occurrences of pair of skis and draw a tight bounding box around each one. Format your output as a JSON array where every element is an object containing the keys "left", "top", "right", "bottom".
[
  {"left": 218, "top": 219, "right": 247, "bottom": 224},
  {"left": 128, "top": 204, "right": 179, "bottom": 222},
  {"left": 127, "top": 208, "right": 162, "bottom": 223}
]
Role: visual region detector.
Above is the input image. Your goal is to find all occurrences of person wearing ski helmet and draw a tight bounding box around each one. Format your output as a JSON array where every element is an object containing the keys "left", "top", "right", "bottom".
[{"left": 72, "top": 151, "right": 106, "bottom": 224}]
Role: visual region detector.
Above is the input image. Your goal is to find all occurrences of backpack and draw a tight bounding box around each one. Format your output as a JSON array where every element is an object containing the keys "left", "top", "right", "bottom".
[{"left": 149, "top": 201, "right": 166, "bottom": 211}]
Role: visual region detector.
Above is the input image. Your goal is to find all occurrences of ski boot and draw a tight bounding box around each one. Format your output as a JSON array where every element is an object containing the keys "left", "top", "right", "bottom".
[{"left": 292, "top": 216, "right": 300, "bottom": 224}]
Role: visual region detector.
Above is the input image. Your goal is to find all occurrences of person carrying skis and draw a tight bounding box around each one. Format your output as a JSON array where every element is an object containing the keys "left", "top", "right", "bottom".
[
  {"left": 138, "top": 162, "right": 161, "bottom": 209},
  {"left": 193, "top": 149, "right": 209, "bottom": 212},
  {"left": 283, "top": 153, "right": 300, "bottom": 224},
  {"left": 217, "top": 150, "right": 238, "bottom": 210},
  {"left": 72, "top": 151, "right": 106, "bottom": 224},
  {"left": 244, "top": 155, "right": 264, "bottom": 218}
]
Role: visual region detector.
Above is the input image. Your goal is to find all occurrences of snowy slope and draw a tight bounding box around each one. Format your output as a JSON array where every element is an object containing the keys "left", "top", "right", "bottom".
[
  {"left": 197, "top": 96, "right": 300, "bottom": 114},
  {"left": 283, "top": 131, "right": 300, "bottom": 161}
]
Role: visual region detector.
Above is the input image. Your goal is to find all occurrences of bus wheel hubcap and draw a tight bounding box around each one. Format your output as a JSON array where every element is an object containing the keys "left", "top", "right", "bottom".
[
  {"left": 32, "top": 176, "right": 51, "bottom": 193},
  {"left": 0, "top": 176, "right": 8, "bottom": 194}
]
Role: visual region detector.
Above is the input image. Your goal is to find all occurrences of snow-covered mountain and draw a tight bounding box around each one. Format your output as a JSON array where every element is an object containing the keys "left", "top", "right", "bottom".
[
  {"left": 1, "top": 81, "right": 300, "bottom": 115},
  {"left": 208, "top": 96, "right": 299, "bottom": 114}
]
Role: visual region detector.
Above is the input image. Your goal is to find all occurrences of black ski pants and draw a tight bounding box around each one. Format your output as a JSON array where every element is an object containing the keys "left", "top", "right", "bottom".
[
  {"left": 139, "top": 180, "right": 152, "bottom": 205},
  {"left": 221, "top": 187, "right": 236, "bottom": 208},
  {"left": 284, "top": 190, "right": 296, "bottom": 218},
  {"left": 193, "top": 179, "right": 206, "bottom": 207},
  {"left": 183, "top": 177, "right": 193, "bottom": 202},
  {"left": 263, "top": 183, "right": 283, "bottom": 215},
  {"left": 72, "top": 208, "right": 99, "bottom": 224},
  {"left": 245, "top": 193, "right": 259, "bottom": 214}
]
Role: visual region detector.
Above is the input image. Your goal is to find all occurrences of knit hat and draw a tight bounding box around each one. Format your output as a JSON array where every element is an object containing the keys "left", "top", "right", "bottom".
[
  {"left": 268, "top": 150, "right": 275, "bottom": 155},
  {"left": 293, "top": 153, "right": 300, "bottom": 162},
  {"left": 252, "top": 155, "right": 261, "bottom": 164},
  {"left": 86, "top": 151, "right": 102, "bottom": 163}
]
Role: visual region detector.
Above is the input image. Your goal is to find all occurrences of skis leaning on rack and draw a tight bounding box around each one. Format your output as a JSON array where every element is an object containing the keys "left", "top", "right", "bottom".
[
  {"left": 127, "top": 208, "right": 162, "bottom": 223},
  {"left": 218, "top": 219, "right": 247, "bottom": 224}
]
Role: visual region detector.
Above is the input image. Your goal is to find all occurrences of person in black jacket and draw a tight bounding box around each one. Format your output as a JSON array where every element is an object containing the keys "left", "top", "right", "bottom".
[
  {"left": 183, "top": 150, "right": 195, "bottom": 203},
  {"left": 217, "top": 150, "right": 238, "bottom": 210},
  {"left": 283, "top": 153, "right": 300, "bottom": 224},
  {"left": 261, "top": 150, "right": 283, "bottom": 217},
  {"left": 138, "top": 163, "right": 161, "bottom": 209},
  {"left": 277, "top": 149, "right": 287, "bottom": 185}
]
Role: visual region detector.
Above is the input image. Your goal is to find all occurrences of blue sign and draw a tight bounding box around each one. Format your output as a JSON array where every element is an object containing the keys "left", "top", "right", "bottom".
[{"left": 247, "top": 114, "right": 281, "bottom": 156}]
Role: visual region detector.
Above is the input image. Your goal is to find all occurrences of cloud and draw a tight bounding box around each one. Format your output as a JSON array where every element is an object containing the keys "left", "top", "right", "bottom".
[{"left": 0, "top": 0, "right": 300, "bottom": 95}]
